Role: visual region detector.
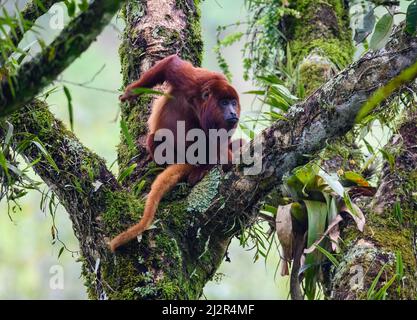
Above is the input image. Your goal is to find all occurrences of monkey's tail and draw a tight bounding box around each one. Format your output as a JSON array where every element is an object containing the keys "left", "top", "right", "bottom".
[{"left": 109, "top": 164, "right": 194, "bottom": 252}]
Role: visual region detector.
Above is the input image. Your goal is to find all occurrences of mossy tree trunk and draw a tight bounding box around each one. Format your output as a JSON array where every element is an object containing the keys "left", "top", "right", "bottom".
[
  {"left": 2, "top": 0, "right": 417, "bottom": 300},
  {"left": 326, "top": 108, "right": 417, "bottom": 299},
  {"left": 286, "top": 0, "right": 354, "bottom": 96}
]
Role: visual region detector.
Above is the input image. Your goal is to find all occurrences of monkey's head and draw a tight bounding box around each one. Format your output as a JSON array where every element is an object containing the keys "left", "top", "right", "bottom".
[{"left": 199, "top": 79, "right": 241, "bottom": 132}]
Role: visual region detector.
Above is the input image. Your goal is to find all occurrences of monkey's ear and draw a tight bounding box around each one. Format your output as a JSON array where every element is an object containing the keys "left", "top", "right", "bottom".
[{"left": 202, "top": 90, "right": 210, "bottom": 101}]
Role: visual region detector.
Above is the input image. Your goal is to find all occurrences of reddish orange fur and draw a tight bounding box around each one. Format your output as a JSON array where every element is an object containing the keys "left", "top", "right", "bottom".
[
  {"left": 109, "top": 163, "right": 194, "bottom": 252},
  {"left": 109, "top": 55, "right": 240, "bottom": 252}
]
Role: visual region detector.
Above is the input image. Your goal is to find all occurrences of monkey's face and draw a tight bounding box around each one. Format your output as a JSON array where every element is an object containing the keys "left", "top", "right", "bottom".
[
  {"left": 200, "top": 81, "right": 241, "bottom": 132},
  {"left": 218, "top": 98, "right": 239, "bottom": 129}
]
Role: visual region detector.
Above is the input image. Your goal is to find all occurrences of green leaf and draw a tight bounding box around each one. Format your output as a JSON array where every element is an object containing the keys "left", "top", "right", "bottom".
[
  {"left": 133, "top": 180, "right": 146, "bottom": 195},
  {"left": 396, "top": 251, "right": 404, "bottom": 279},
  {"left": 270, "top": 84, "right": 298, "bottom": 102},
  {"left": 64, "top": 0, "right": 77, "bottom": 17},
  {"left": 10, "top": 190, "right": 28, "bottom": 200},
  {"left": 393, "top": 201, "right": 403, "bottom": 224},
  {"left": 318, "top": 170, "right": 344, "bottom": 197},
  {"left": 0, "top": 148, "right": 9, "bottom": 178},
  {"left": 63, "top": 86, "right": 74, "bottom": 131},
  {"left": 303, "top": 200, "right": 328, "bottom": 300},
  {"left": 369, "top": 13, "right": 394, "bottom": 50},
  {"left": 58, "top": 246, "right": 65, "bottom": 259},
  {"left": 4, "top": 121, "right": 14, "bottom": 145},
  {"left": 239, "top": 122, "right": 255, "bottom": 140},
  {"left": 120, "top": 119, "right": 135, "bottom": 151},
  {"left": 16, "top": 49, "right": 30, "bottom": 65},
  {"left": 23, "top": 156, "right": 42, "bottom": 171},
  {"left": 219, "top": 32, "right": 244, "bottom": 46},
  {"left": 356, "top": 60, "right": 417, "bottom": 123},
  {"left": 257, "top": 75, "right": 284, "bottom": 85},
  {"left": 290, "top": 202, "right": 306, "bottom": 223},
  {"left": 294, "top": 163, "right": 320, "bottom": 187},
  {"left": 328, "top": 196, "right": 338, "bottom": 224},
  {"left": 260, "top": 204, "right": 278, "bottom": 216},
  {"left": 243, "top": 90, "right": 266, "bottom": 95},
  {"left": 374, "top": 274, "right": 397, "bottom": 300},
  {"left": 342, "top": 193, "right": 366, "bottom": 231},
  {"left": 406, "top": 0, "right": 417, "bottom": 35},
  {"left": 284, "top": 163, "right": 320, "bottom": 199},
  {"left": 79, "top": 0, "right": 89, "bottom": 12},
  {"left": 380, "top": 148, "right": 395, "bottom": 170},
  {"left": 42, "top": 86, "right": 60, "bottom": 100},
  {"left": 304, "top": 200, "right": 328, "bottom": 248},
  {"left": 315, "top": 245, "right": 339, "bottom": 267},
  {"left": 367, "top": 264, "right": 387, "bottom": 300},
  {"left": 7, "top": 163, "right": 23, "bottom": 177},
  {"left": 262, "top": 111, "right": 287, "bottom": 121},
  {"left": 118, "top": 163, "right": 137, "bottom": 183},
  {"left": 131, "top": 87, "right": 171, "bottom": 97},
  {"left": 31, "top": 138, "right": 60, "bottom": 172},
  {"left": 363, "top": 138, "right": 375, "bottom": 154},
  {"left": 343, "top": 171, "right": 370, "bottom": 187},
  {"left": 34, "top": 0, "right": 47, "bottom": 12}
]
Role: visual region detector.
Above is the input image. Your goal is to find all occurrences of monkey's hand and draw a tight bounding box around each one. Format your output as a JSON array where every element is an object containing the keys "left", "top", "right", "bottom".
[{"left": 119, "top": 90, "right": 136, "bottom": 102}]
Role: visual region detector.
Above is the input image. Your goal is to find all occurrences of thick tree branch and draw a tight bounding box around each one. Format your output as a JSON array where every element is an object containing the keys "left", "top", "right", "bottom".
[
  {"left": 6, "top": 100, "right": 131, "bottom": 298},
  {"left": 0, "top": 0, "right": 125, "bottom": 118},
  {"left": 7, "top": 100, "right": 119, "bottom": 234}
]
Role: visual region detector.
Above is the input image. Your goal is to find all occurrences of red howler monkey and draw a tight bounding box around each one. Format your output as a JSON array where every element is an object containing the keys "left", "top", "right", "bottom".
[{"left": 109, "top": 55, "right": 241, "bottom": 252}]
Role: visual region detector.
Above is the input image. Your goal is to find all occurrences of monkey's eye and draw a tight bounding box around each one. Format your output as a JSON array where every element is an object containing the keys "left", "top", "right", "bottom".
[
  {"left": 220, "top": 100, "right": 229, "bottom": 107},
  {"left": 231, "top": 100, "right": 237, "bottom": 107}
]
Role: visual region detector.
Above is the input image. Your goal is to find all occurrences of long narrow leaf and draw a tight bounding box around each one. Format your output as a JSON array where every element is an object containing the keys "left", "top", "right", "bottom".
[
  {"left": 63, "top": 86, "right": 74, "bottom": 131},
  {"left": 120, "top": 119, "right": 135, "bottom": 151},
  {"left": 31, "top": 138, "right": 59, "bottom": 172}
]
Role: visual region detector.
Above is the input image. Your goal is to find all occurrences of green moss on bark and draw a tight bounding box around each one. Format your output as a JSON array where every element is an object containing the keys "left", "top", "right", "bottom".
[
  {"left": 175, "top": 0, "right": 204, "bottom": 66},
  {"left": 288, "top": 0, "right": 353, "bottom": 67},
  {"left": 287, "top": 0, "right": 354, "bottom": 96}
]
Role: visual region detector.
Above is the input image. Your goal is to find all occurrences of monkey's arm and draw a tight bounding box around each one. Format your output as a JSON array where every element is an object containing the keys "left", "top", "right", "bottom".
[{"left": 120, "top": 55, "right": 193, "bottom": 102}]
